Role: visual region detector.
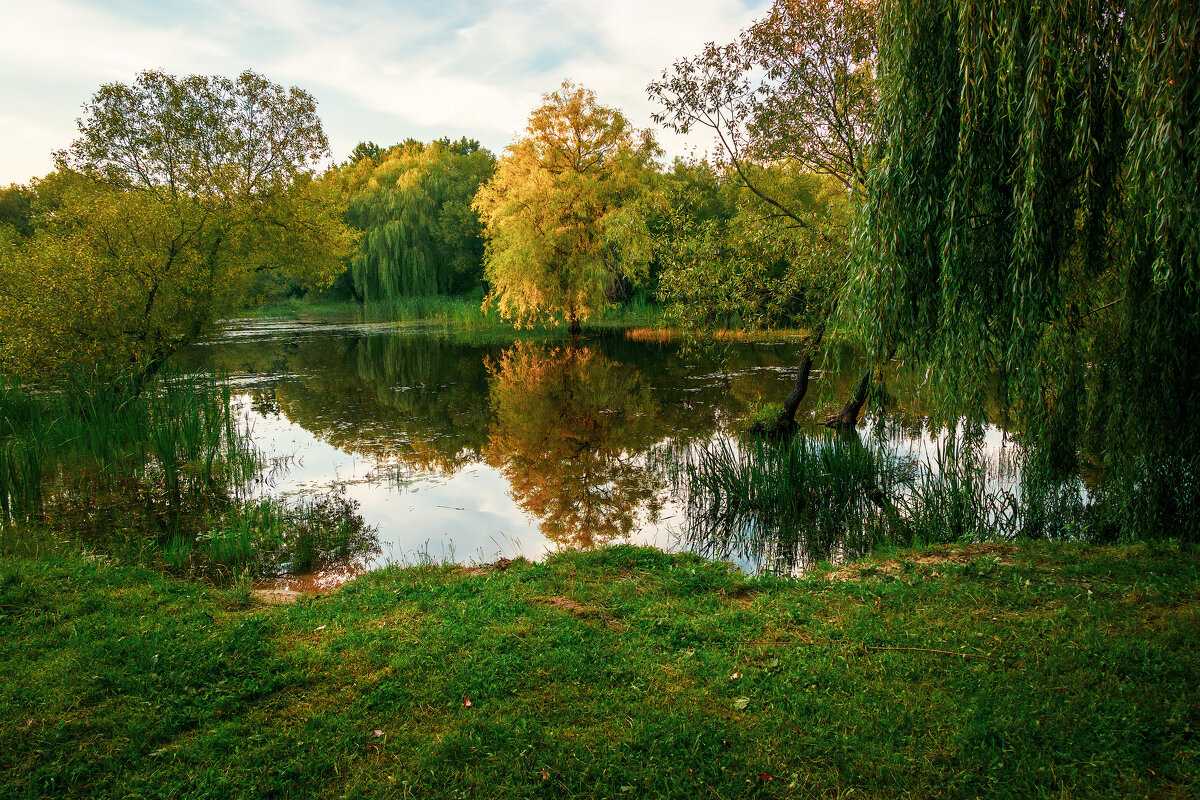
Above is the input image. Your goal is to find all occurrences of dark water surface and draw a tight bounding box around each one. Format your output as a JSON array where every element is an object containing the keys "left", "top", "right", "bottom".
[{"left": 182, "top": 319, "right": 1014, "bottom": 587}]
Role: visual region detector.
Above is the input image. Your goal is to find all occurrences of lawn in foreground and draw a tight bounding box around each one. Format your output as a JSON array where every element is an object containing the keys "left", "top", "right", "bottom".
[{"left": 0, "top": 542, "right": 1196, "bottom": 799}]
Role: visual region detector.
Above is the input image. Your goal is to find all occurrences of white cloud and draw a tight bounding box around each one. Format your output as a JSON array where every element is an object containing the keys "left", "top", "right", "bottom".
[
  {"left": 0, "top": 0, "right": 232, "bottom": 82},
  {"left": 0, "top": 0, "right": 770, "bottom": 182}
]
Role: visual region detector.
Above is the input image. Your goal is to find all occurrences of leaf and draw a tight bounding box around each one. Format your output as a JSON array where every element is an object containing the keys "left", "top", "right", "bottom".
[
  {"left": 733, "top": 697, "right": 751, "bottom": 710},
  {"left": 371, "top": 729, "right": 384, "bottom": 738},
  {"left": 730, "top": 672, "right": 741, "bottom": 680},
  {"left": 462, "top": 695, "right": 472, "bottom": 707}
]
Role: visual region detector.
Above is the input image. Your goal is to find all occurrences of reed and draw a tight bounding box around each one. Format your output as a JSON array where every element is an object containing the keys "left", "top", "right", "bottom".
[
  {"left": 179, "top": 491, "right": 377, "bottom": 578},
  {"left": 361, "top": 295, "right": 500, "bottom": 328},
  {"left": 673, "top": 432, "right": 913, "bottom": 572},
  {"left": 0, "top": 371, "right": 259, "bottom": 536},
  {"left": 673, "top": 428, "right": 1098, "bottom": 573}
]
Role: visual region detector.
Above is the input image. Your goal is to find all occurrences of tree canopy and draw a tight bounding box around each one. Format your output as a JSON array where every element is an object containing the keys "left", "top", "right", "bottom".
[
  {"left": 649, "top": 0, "right": 877, "bottom": 221},
  {"left": 625, "top": 157, "right": 848, "bottom": 332},
  {"left": 328, "top": 138, "right": 496, "bottom": 301},
  {"left": 852, "top": 0, "right": 1199, "bottom": 537},
  {"left": 474, "top": 81, "right": 660, "bottom": 333},
  {"left": 0, "top": 70, "right": 354, "bottom": 381}
]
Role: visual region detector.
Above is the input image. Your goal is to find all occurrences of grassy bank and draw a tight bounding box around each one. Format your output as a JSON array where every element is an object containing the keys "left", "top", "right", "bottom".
[
  {"left": 243, "top": 295, "right": 674, "bottom": 333},
  {"left": 1, "top": 542, "right": 1197, "bottom": 799}
]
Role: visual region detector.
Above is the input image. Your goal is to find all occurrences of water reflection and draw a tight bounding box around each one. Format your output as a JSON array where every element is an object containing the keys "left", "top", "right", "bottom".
[
  {"left": 184, "top": 320, "right": 1061, "bottom": 584},
  {"left": 484, "top": 342, "right": 664, "bottom": 548}
]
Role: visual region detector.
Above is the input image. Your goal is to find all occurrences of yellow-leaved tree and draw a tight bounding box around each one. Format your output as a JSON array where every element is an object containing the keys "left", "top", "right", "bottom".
[{"left": 473, "top": 81, "right": 660, "bottom": 334}]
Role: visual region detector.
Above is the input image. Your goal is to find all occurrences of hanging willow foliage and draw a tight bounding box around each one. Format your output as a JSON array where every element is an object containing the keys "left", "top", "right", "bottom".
[
  {"left": 336, "top": 138, "right": 495, "bottom": 301},
  {"left": 852, "top": 0, "right": 1199, "bottom": 538}
]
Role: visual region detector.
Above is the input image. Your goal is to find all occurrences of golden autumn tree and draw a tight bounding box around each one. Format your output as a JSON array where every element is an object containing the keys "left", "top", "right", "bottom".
[{"left": 473, "top": 82, "right": 660, "bottom": 334}]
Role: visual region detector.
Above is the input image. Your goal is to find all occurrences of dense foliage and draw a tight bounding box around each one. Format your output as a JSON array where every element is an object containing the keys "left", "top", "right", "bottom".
[
  {"left": 852, "top": 0, "right": 1199, "bottom": 538},
  {"left": 329, "top": 137, "right": 496, "bottom": 301},
  {"left": 645, "top": 0, "right": 876, "bottom": 352},
  {"left": 0, "top": 70, "right": 354, "bottom": 381},
  {"left": 632, "top": 158, "right": 848, "bottom": 331}
]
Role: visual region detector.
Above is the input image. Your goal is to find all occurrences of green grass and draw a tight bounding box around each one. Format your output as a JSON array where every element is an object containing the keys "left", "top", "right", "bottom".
[
  {"left": 239, "top": 293, "right": 673, "bottom": 332},
  {"left": 0, "top": 541, "right": 1196, "bottom": 799}
]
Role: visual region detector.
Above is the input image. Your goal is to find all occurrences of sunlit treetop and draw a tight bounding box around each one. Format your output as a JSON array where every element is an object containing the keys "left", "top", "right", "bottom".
[
  {"left": 59, "top": 69, "right": 330, "bottom": 199},
  {"left": 649, "top": 0, "right": 877, "bottom": 197}
]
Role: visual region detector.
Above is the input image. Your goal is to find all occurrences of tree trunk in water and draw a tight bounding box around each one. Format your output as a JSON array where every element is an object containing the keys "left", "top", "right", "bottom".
[
  {"left": 777, "top": 353, "right": 814, "bottom": 426},
  {"left": 568, "top": 316, "right": 582, "bottom": 336},
  {"left": 825, "top": 372, "right": 870, "bottom": 429},
  {"left": 775, "top": 323, "right": 826, "bottom": 428}
]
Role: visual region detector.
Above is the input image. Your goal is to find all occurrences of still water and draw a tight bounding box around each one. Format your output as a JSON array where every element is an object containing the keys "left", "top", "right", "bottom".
[{"left": 182, "top": 318, "right": 1015, "bottom": 587}]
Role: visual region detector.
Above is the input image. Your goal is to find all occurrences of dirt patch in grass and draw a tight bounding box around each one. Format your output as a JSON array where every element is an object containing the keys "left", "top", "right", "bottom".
[
  {"left": 463, "top": 556, "right": 525, "bottom": 577},
  {"left": 535, "top": 595, "right": 611, "bottom": 622},
  {"left": 825, "top": 543, "right": 1020, "bottom": 582}
]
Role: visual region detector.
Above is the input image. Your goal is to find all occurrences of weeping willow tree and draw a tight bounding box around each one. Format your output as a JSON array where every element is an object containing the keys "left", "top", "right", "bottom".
[
  {"left": 852, "top": 0, "right": 1199, "bottom": 539},
  {"left": 333, "top": 138, "right": 495, "bottom": 301}
]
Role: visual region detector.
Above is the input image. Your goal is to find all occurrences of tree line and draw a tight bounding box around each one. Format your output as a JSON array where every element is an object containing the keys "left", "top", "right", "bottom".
[{"left": 0, "top": 0, "right": 1195, "bottom": 539}]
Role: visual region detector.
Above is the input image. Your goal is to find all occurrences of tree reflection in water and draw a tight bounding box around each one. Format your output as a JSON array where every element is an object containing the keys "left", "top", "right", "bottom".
[{"left": 484, "top": 342, "right": 665, "bottom": 548}]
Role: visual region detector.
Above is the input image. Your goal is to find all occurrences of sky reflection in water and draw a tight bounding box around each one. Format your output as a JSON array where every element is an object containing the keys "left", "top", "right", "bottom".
[{"left": 186, "top": 318, "right": 1017, "bottom": 587}]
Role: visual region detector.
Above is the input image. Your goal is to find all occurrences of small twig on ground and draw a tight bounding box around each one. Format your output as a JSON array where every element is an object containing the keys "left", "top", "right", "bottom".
[{"left": 865, "top": 646, "right": 993, "bottom": 660}]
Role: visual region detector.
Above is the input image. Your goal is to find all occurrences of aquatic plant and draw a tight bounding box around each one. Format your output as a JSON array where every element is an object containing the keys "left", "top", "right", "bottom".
[{"left": 0, "top": 371, "right": 259, "bottom": 535}]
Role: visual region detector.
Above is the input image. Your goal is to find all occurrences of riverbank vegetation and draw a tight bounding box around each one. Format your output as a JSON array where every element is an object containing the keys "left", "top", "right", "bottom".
[
  {"left": 0, "top": 0, "right": 1196, "bottom": 793},
  {"left": 1, "top": 542, "right": 1196, "bottom": 799}
]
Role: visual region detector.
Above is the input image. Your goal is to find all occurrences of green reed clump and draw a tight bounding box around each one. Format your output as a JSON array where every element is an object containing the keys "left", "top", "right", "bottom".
[
  {"left": 171, "top": 490, "right": 378, "bottom": 579},
  {"left": 362, "top": 294, "right": 501, "bottom": 328},
  {"left": 0, "top": 371, "right": 259, "bottom": 537},
  {"left": 674, "top": 433, "right": 914, "bottom": 571},
  {"left": 674, "top": 428, "right": 1104, "bottom": 573},
  {"left": 0, "top": 439, "right": 42, "bottom": 524},
  {"left": 900, "top": 436, "right": 1021, "bottom": 544}
]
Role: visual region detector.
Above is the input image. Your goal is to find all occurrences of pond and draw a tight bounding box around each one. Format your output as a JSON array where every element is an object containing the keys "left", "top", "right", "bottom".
[{"left": 179, "top": 318, "right": 1024, "bottom": 588}]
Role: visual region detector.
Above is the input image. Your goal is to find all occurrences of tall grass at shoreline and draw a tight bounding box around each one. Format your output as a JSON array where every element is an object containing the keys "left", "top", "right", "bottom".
[
  {"left": 0, "top": 373, "right": 259, "bottom": 532},
  {"left": 671, "top": 429, "right": 1106, "bottom": 573},
  {"left": 1, "top": 373, "right": 378, "bottom": 580},
  {"left": 165, "top": 490, "right": 379, "bottom": 580}
]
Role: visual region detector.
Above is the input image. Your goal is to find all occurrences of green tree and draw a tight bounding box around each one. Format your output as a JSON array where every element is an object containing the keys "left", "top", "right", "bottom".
[
  {"left": 629, "top": 158, "right": 848, "bottom": 332},
  {"left": 648, "top": 0, "right": 878, "bottom": 428},
  {"left": 852, "top": 0, "right": 1199, "bottom": 538},
  {"left": 329, "top": 138, "right": 496, "bottom": 302},
  {"left": 649, "top": 0, "right": 877, "bottom": 222},
  {"left": 0, "top": 184, "right": 35, "bottom": 238},
  {"left": 474, "top": 81, "right": 661, "bottom": 334},
  {"left": 0, "top": 70, "right": 355, "bottom": 382}
]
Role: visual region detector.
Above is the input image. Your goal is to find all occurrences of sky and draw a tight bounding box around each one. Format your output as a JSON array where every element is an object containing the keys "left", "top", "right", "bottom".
[{"left": 0, "top": 0, "right": 771, "bottom": 185}]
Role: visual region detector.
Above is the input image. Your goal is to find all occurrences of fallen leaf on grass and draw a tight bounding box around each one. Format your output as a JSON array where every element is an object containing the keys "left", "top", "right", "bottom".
[
  {"left": 733, "top": 697, "right": 750, "bottom": 710},
  {"left": 462, "top": 695, "right": 472, "bottom": 707},
  {"left": 372, "top": 729, "right": 384, "bottom": 738},
  {"left": 730, "top": 672, "right": 740, "bottom": 680}
]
